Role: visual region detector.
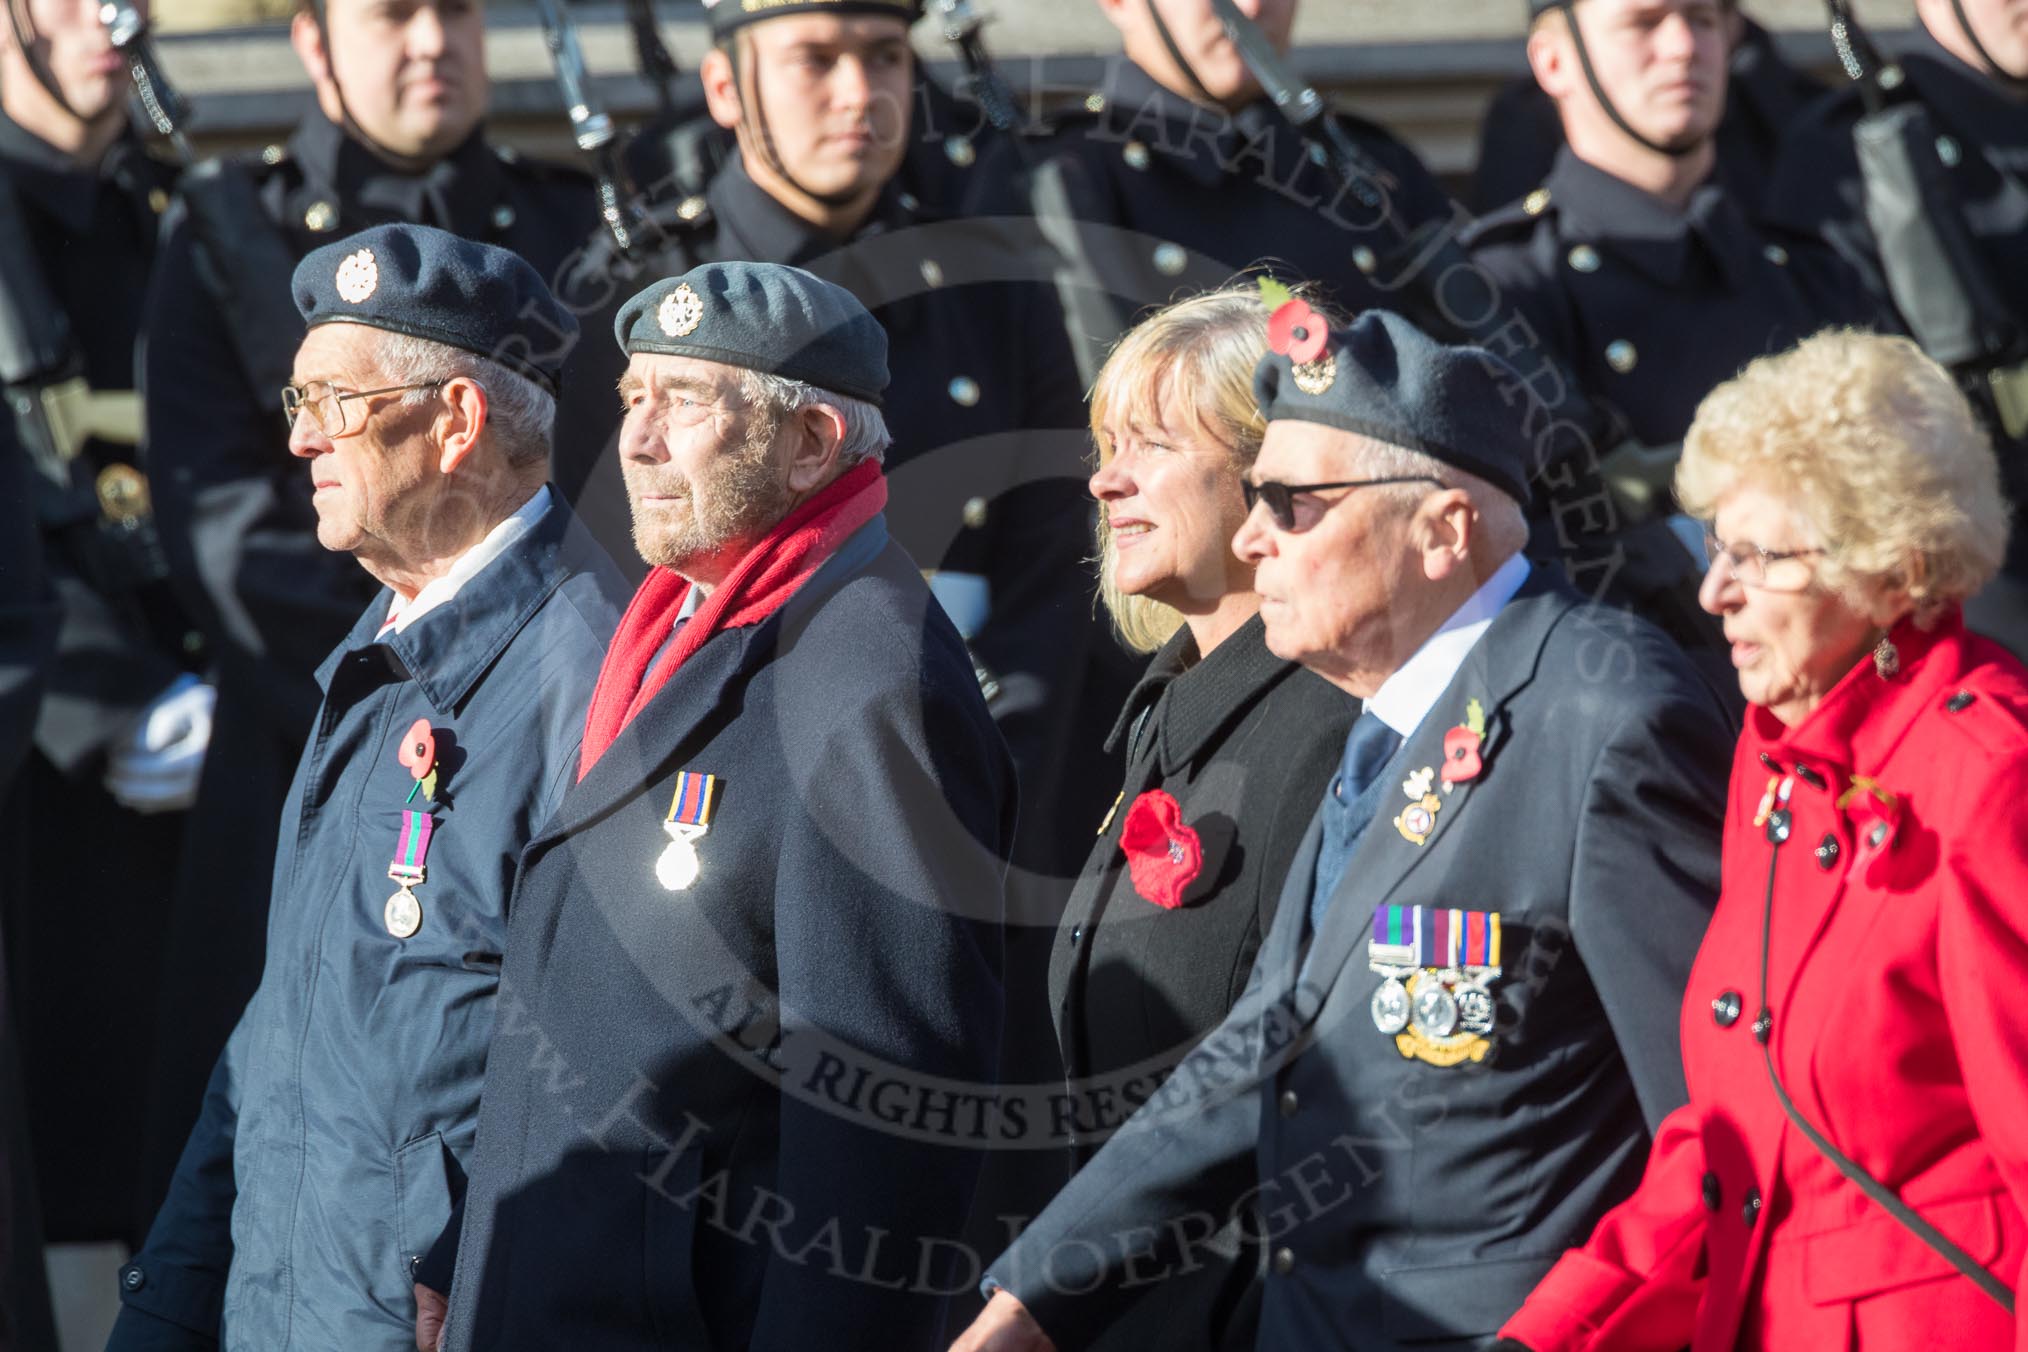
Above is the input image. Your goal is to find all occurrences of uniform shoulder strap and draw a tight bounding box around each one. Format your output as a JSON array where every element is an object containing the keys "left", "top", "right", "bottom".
[{"left": 178, "top": 156, "right": 305, "bottom": 409}]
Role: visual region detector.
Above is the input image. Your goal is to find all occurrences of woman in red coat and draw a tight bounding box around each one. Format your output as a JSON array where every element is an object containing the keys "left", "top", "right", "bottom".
[{"left": 1499, "top": 328, "right": 2028, "bottom": 1351}]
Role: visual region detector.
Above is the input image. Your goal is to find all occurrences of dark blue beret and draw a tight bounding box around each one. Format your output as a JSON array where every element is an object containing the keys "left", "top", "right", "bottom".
[
  {"left": 1253, "top": 308, "right": 1534, "bottom": 506},
  {"left": 614, "top": 262, "right": 890, "bottom": 406},
  {"left": 292, "top": 223, "right": 576, "bottom": 394},
  {"left": 703, "top": 0, "right": 920, "bottom": 39}
]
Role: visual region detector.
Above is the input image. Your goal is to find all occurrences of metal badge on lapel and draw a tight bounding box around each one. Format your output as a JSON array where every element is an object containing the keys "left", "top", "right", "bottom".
[
  {"left": 1394, "top": 767, "right": 1443, "bottom": 845},
  {"left": 1368, "top": 904, "right": 1503, "bottom": 1066},
  {"left": 658, "top": 771, "right": 718, "bottom": 892},
  {"left": 385, "top": 809, "right": 433, "bottom": 938}
]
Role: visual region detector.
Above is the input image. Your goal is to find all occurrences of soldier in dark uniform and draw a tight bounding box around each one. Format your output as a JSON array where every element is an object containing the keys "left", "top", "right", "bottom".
[
  {"left": 0, "top": 0, "right": 209, "bottom": 1250},
  {"left": 1764, "top": 0, "right": 2028, "bottom": 654},
  {"left": 134, "top": 0, "right": 602, "bottom": 1233},
  {"left": 1463, "top": 0, "right": 1882, "bottom": 455},
  {"left": 964, "top": 0, "right": 1457, "bottom": 385},
  {"left": 1469, "top": 4, "right": 1825, "bottom": 215}
]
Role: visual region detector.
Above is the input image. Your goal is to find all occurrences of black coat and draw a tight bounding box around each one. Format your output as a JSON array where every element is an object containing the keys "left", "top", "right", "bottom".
[
  {"left": 0, "top": 115, "right": 196, "bottom": 1244},
  {"left": 135, "top": 112, "right": 602, "bottom": 1232},
  {"left": 966, "top": 58, "right": 1456, "bottom": 383},
  {"left": 1044, "top": 615, "right": 1353, "bottom": 1352},
  {"left": 440, "top": 517, "right": 1017, "bottom": 1351},
  {"left": 1463, "top": 145, "right": 1884, "bottom": 451},
  {"left": 988, "top": 573, "right": 1732, "bottom": 1351}
]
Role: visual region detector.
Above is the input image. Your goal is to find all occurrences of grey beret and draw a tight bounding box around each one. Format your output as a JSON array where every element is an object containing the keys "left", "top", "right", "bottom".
[
  {"left": 614, "top": 262, "right": 890, "bottom": 406},
  {"left": 702, "top": 0, "right": 920, "bottom": 39},
  {"left": 1253, "top": 307, "right": 1534, "bottom": 506},
  {"left": 292, "top": 223, "right": 576, "bottom": 393}
]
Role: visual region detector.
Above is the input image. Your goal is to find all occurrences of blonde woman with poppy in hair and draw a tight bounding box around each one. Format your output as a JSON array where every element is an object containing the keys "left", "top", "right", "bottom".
[{"left": 1043, "top": 284, "right": 1356, "bottom": 1352}]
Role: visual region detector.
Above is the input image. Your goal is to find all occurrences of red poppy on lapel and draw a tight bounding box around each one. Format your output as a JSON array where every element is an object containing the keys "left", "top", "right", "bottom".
[
  {"left": 1441, "top": 698, "right": 1487, "bottom": 787},
  {"left": 1119, "top": 789, "right": 1203, "bottom": 911},
  {"left": 397, "top": 719, "right": 436, "bottom": 781}
]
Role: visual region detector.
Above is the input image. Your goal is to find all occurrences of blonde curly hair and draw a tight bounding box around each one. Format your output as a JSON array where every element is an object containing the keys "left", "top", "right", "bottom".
[{"left": 1677, "top": 329, "right": 2009, "bottom": 624}]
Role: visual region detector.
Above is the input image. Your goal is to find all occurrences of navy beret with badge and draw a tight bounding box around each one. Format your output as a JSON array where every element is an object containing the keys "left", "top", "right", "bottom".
[
  {"left": 1253, "top": 297, "right": 1535, "bottom": 506},
  {"left": 702, "top": 0, "right": 920, "bottom": 40},
  {"left": 292, "top": 222, "right": 577, "bottom": 394},
  {"left": 614, "top": 261, "right": 891, "bottom": 406}
]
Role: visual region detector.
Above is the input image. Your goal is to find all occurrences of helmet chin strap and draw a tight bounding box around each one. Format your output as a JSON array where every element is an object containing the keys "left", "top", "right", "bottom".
[
  {"left": 313, "top": 2, "right": 443, "bottom": 172},
  {"left": 1947, "top": 0, "right": 2028, "bottom": 94},
  {"left": 1143, "top": 0, "right": 1219, "bottom": 106},
  {"left": 1554, "top": 0, "right": 1709, "bottom": 160},
  {"left": 729, "top": 29, "right": 882, "bottom": 212}
]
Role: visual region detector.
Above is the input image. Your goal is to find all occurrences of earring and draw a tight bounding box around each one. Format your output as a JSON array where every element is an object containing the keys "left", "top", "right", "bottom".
[{"left": 1873, "top": 634, "right": 1901, "bottom": 680}]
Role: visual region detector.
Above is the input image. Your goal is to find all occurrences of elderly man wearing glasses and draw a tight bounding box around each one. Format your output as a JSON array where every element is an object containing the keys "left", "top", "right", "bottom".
[
  {"left": 952, "top": 308, "right": 1734, "bottom": 1352},
  {"left": 111, "top": 223, "right": 625, "bottom": 1352}
]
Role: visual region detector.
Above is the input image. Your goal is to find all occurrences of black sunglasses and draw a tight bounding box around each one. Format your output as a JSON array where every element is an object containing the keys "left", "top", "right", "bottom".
[{"left": 1241, "top": 476, "right": 1446, "bottom": 531}]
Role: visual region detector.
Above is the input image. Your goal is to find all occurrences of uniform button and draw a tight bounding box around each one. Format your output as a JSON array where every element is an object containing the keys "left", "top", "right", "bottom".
[
  {"left": 1752, "top": 1008, "right": 1774, "bottom": 1044},
  {"left": 944, "top": 135, "right": 977, "bottom": 168},
  {"left": 1762, "top": 243, "right": 1789, "bottom": 266},
  {"left": 897, "top": 191, "right": 919, "bottom": 212},
  {"left": 948, "top": 376, "right": 981, "bottom": 407},
  {"left": 1123, "top": 140, "right": 1151, "bottom": 171},
  {"left": 961, "top": 496, "right": 989, "bottom": 529},
  {"left": 1523, "top": 187, "right": 1551, "bottom": 216},
  {"left": 409, "top": 1254, "right": 423, "bottom": 1277},
  {"left": 1279, "top": 1090, "right": 1299, "bottom": 1118},
  {"left": 920, "top": 258, "right": 945, "bottom": 288},
  {"left": 1566, "top": 244, "right": 1601, "bottom": 273},
  {"left": 676, "top": 195, "right": 708, "bottom": 222},
  {"left": 304, "top": 199, "right": 338, "bottom": 232},
  {"left": 1604, "top": 339, "right": 1637, "bottom": 373},
  {"left": 1084, "top": 93, "right": 1107, "bottom": 113},
  {"left": 1814, "top": 834, "right": 1840, "bottom": 869},
  {"left": 1711, "top": 990, "right": 1741, "bottom": 1027},
  {"left": 1948, "top": 690, "right": 1976, "bottom": 712},
  {"left": 1152, "top": 243, "right": 1187, "bottom": 276},
  {"left": 1741, "top": 1188, "right": 1762, "bottom": 1226},
  {"left": 491, "top": 204, "right": 516, "bottom": 231},
  {"left": 1351, "top": 245, "right": 1378, "bottom": 275},
  {"left": 261, "top": 142, "right": 286, "bottom": 164},
  {"left": 122, "top": 1264, "right": 145, "bottom": 1291},
  {"left": 1936, "top": 135, "right": 1962, "bottom": 168},
  {"left": 1272, "top": 1247, "right": 1295, "bottom": 1275},
  {"left": 1701, "top": 1172, "right": 1721, "bottom": 1211}
]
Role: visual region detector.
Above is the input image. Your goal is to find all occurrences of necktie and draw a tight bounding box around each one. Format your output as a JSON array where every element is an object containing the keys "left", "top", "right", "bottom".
[{"left": 1307, "top": 711, "right": 1404, "bottom": 936}]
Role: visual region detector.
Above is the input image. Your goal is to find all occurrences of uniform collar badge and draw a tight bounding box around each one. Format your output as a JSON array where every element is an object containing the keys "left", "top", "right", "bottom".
[
  {"left": 658, "top": 770, "right": 719, "bottom": 891},
  {"left": 335, "top": 247, "right": 378, "bottom": 304},
  {"left": 658, "top": 283, "right": 705, "bottom": 339}
]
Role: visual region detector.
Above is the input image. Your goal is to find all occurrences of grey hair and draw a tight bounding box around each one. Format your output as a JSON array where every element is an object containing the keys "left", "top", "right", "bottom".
[
  {"left": 736, "top": 368, "right": 891, "bottom": 466},
  {"left": 1350, "top": 436, "right": 1532, "bottom": 561},
  {"left": 375, "top": 332, "right": 557, "bottom": 470}
]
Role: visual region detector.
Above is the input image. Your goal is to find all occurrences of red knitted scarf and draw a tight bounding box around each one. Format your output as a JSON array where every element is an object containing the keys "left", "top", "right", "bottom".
[{"left": 577, "top": 459, "right": 886, "bottom": 780}]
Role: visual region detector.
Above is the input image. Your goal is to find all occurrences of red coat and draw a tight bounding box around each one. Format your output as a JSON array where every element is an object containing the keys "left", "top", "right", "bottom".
[{"left": 1503, "top": 611, "right": 2028, "bottom": 1351}]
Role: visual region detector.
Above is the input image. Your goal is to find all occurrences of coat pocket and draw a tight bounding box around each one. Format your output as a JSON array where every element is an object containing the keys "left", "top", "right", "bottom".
[
  {"left": 1802, "top": 1191, "right": 2004, "bottom": 1305},
  {"left": 643, "top": 1143, "right": 712, "bottom": 1345},
  {"left": 394, "top": 1132, "right": 457, "bottom": 1284}
]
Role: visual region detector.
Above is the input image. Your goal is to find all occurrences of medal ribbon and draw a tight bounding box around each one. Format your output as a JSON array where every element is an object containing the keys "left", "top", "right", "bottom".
[
  {"left": 389, "top": 809, "right": 433, "bottom": 883},
  {"left": 1370, "top": 904, "right": 1418, "bottom": 968},
  {"left": 1371, "top": 904, "right": 1502, "bottom": 971},
  {"left": 666, "top": 772, "right": 718, "bottom": 830}
]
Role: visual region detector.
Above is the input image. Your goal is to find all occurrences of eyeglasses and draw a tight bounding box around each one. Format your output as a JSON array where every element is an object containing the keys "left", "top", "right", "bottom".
[
  {"left": 1241, "top": 476, "right": 1446, "bottom": 532},
  {"left": 281, "top": 379, "right": 443, "bottom": 436},
  {"left": 1701, "top": 529, "right": 1825, "bottom": 591}
]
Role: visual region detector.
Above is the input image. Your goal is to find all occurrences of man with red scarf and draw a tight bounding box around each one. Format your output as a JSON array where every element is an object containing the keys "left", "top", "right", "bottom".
[{"left": 421, "top": 261, "right": 1017, "bottom": 1352}]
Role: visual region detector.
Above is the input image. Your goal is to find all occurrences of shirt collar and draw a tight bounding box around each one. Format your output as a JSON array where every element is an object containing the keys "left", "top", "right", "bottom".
[
  {"left": 1366, "top": 554, "right": 1531, "bottom": 740},
  {"left": 708, "top": 151, "right": 915, "bottom": 266},
  {"left": 1543, "top": 145, "right": 1742, "bottom": 289},
  {"left": 380, "top": 486, "right": 552, "bottom": 638}
]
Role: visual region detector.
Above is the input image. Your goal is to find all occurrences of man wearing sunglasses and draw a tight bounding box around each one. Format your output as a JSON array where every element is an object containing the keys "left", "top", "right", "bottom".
[
  {"left": 110, "top": 224, "right": 626, "bottom": 1351},
  {"left": 955, "top": 309, "right": 1733, "bottom": 1352}
]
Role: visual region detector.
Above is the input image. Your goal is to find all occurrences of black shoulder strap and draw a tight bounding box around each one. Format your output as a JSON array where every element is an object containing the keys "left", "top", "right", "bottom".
[
  {"left": 1756, "top": 838, "right": 2014, "bottom": 1311},
  {"left": 177, "top": 159, "right": 304, "bottom": 410}
]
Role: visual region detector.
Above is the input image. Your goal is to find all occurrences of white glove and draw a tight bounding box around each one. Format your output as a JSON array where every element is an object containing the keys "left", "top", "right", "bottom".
[{"left": 105, "top": 674, "right": 216, "bottom": 814}]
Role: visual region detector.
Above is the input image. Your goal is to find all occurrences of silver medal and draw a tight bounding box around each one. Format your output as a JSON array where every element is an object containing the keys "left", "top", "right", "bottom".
[
  {"left": 384, "top": 886, "right": 422, "bottom": 939},
  {"left": 656, "top": 826, "right": 702, "bottom": 891},
  {"left": 1412, "top": 977, "right": 1459, "bottom": 1038},
  {"left": 1456, "top": 982, "right": 1496, "bottom": 1037},
  {"left": 1371, "top": 976, "right": 1410, "bottom": 1034}
]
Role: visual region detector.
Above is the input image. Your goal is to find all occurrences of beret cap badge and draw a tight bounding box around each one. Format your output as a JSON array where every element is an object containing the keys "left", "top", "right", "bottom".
[
  {"left": 658, "top": 283, "right": 705, "bottom": 339},
  {"left": 334, "top": 248, "right": 378, "bottom": 305}
]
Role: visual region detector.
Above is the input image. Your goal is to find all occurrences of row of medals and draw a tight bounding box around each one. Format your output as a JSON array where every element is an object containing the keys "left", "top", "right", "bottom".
[{"left": 1371, "top": 966, "right": 1497, "bottom": 1039}]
